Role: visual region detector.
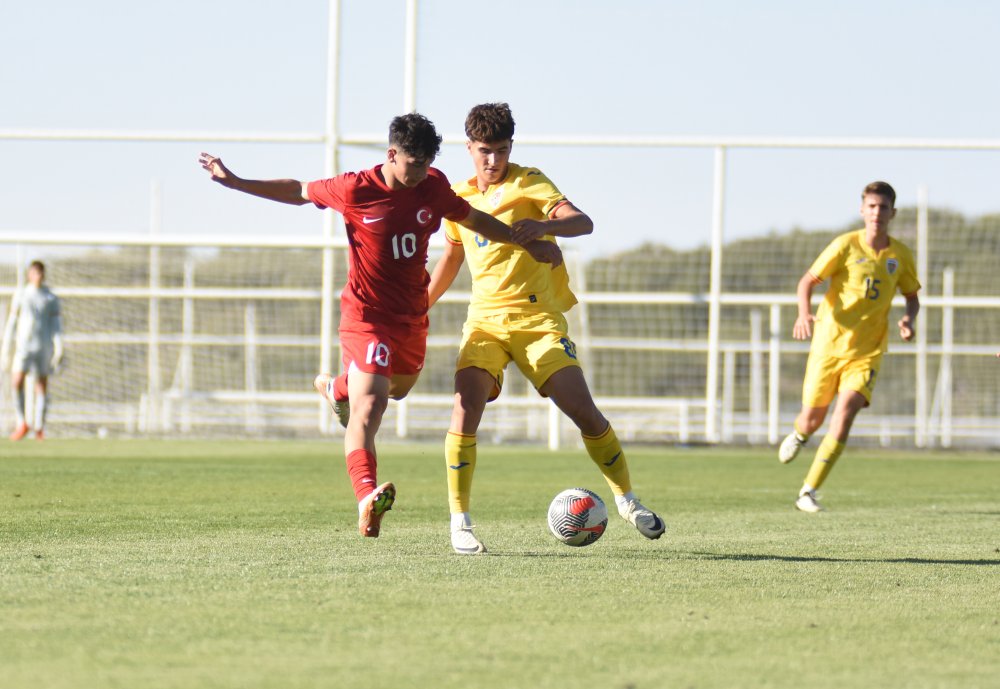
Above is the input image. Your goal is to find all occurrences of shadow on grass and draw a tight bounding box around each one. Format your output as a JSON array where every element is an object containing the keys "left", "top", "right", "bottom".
[{"left": 689, "top": 551, "right": 1000, "bottom": 566}]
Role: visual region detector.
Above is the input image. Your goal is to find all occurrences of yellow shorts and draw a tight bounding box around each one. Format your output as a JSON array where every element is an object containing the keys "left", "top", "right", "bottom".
[
  {"left": 456, "top": 311, "right": 582, "bottom": 400},
  {"left": 801, "top": 351, "right": 882, "bottom": 408}
]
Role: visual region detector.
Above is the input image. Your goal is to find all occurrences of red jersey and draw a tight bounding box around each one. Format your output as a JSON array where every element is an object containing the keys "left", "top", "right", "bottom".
[{"left": 308, "top": 165, "right": 471, "bottom": 325}]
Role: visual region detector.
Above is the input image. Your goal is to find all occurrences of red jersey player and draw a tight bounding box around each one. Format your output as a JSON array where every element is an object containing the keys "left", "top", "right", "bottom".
[{"left": 200, "top": 113, "right": 561, "bottom": 539}]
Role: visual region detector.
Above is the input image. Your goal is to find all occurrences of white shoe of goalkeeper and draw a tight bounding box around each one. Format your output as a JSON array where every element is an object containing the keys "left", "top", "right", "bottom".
[
  {"left": 450, "top": 512, "right": 486, "bottom": 555},
  {"left": 616, "top": 496, "right": 666, "bottom": 540}
]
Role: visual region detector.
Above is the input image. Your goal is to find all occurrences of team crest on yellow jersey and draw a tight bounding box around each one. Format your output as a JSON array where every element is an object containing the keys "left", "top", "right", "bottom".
[
  {"left": 489, "top": 188, "right": 503, "bottom": 209},
  {"left": 886, "top": 258, "right": 898, "bottom": 274}
]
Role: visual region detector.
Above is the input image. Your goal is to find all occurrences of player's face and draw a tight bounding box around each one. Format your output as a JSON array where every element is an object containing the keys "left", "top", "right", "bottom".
[
  {"left": 860, "top": 193, "right": 896, "bottom": 233},
  {"left": 386, "top": 148, "right": 434, "bottom": 188},
  {"left": 467, "top": 139, "right": 512, "bottom": 187},
  {"left": 27, "top": 266, "right": 43, "bottom": 287}
]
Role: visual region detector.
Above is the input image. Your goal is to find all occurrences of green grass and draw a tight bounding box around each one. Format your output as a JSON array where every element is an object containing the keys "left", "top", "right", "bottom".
[{"left": 1, "top": 440, "right": 998, "bottom": 689}]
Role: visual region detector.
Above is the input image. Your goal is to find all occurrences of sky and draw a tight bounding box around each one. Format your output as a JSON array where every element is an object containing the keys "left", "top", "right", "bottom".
[{"left": 2, "top": 0, "right": 1000, "bottom": 258}]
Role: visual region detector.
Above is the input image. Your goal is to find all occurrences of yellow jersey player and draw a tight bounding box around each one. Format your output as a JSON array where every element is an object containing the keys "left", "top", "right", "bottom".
[
  {"left": 778, "top": 181, "right": 920, "bottom": 512},
  {"left": 428, "top": 103, "right": 665, "bottom": 554}
]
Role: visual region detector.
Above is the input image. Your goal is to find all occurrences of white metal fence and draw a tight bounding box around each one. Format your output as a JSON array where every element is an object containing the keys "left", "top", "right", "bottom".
[{"left": 1, "top": 222, "right": 997, "bottom": 448}]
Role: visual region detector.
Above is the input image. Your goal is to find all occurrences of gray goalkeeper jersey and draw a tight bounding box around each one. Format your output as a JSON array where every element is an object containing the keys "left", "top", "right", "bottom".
[{"left": 11, "top": 284, "right": 62, "bottom": 354}]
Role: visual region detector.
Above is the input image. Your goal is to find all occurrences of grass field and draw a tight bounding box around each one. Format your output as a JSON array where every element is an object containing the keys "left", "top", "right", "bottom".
[{"left": 1, "top": 440, "right": 998, "bottom": 689}]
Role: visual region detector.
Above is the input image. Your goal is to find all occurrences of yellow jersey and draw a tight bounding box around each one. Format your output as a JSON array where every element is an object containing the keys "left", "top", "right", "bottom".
[
  {"left": 444, "top": 163, "right": 577, "bottom": 316},
  {"left": 809, "top": 229, "right": 920, "bottom": 359}
]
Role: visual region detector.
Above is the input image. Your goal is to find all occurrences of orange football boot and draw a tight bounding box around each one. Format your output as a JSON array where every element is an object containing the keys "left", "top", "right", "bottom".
[{"left": 358, "top": 482, "right": 396, "bottom": 537}]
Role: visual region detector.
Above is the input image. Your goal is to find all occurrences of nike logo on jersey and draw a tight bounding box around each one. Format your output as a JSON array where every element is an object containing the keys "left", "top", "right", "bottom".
[
  {"left": 362, "top": 216, "right": 384, "bottom": 224},
  {"left": 855, "top": 258, "right": 867, "bottom": 264},
  {"left": 603, "top": 452, "right": 621, "bottom": 467},
  {"left": 448, "top": 462, "right": 470, "bottom": 470}
]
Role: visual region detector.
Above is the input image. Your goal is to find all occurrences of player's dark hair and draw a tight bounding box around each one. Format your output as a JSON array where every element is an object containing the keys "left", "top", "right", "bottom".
[
  {"left": 862, "top": 181, "right": 896, "bottom": 207},
  {"left": 28, "top": 260, "right": 45, "bottom": 274},
  {"left": 388, "top": 113, "right": 442, "bottom": 161},
  {"left": 465, "top": 102, "right": 516, "bottom": 143}
]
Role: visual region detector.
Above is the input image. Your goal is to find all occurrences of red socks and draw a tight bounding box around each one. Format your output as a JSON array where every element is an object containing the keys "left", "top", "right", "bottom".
[
  {"left": 333, "top": 373, "right": 349, "bottom": 402},
  {"left": 346, "top": 449, "right": 377, "bottom": 501}
]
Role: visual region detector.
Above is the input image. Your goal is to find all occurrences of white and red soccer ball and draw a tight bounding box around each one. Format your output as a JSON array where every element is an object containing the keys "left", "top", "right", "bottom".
[{"left": 547, "top": 488, "right": 608, "bottom": 547}]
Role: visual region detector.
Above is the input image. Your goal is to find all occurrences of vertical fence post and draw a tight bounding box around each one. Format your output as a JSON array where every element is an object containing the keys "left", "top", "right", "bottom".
[
  {"left": 180, "top": 258, "right": 195, "bottom": 433},
  {"left": 749, "top": 309, "right": 763, "bottom": 444},
  {"left": 721, "top": 349, "right": 735, "bottom": 442},
  {"left": 548, "top": 399, "right": 561, "bottom": 451},
  {"left": 767, "top": 303, "right": 781, "bottom": 444},
  {"left": 915, "top": 185, "right": 929, "bottom": 447},
  {"left": 147, "top": 182, "right": 162, "bottom": 434},
  {"left": 244, "top": 303, "right": 260, "bottom": 433},
  {"left": 940, "top": 268, "right": 954, "bottom": 448},
  {"left": 704, "top": 146, "right": 726, "bottom": 442}
]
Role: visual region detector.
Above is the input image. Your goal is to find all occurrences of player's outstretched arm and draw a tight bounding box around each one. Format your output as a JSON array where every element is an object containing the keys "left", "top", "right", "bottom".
[
  {"left": 198, "top": 153, "right": 310, "bottom": 206},
  {"left": 458, "top": 209, "right": 562, "bottom": 266},
  {"left": 510, "top": 202, "right": 593, "bottom": 244},
  {"left": 428, "top": 241, "right": 466, "bottom": 309},
  {"left": 898, "top": 293, "right": 919, "bottom": 341},
  {"left": 792, "top": 272, "right": 821, "bottom": 340}
]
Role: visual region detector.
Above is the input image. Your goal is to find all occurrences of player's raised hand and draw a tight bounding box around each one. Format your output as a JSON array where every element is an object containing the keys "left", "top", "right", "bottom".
[
  {"left": 510, "top": 218, "right": 549, "bottom": 245},
  {"left": 898, "top": 315, "right": 915, "bottom": 341},
  {"left": 524, "top": 240, "right": 563, "bottom": 268},
  {"left": 792, "top": 313, "right": 815, "bottom": 340},
  {"left": 199, "top": 152, "right": 234, "bottom": 185}
]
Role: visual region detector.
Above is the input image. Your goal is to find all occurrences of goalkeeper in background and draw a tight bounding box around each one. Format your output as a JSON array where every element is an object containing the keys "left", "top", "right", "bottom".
[
  {"left": 778, "top": 181, "right": 920, "bottom": 512},
  {"left": 2, "top": 261, "right": 64, "bottom": 441},
  {"left": 428, "top": 103, "right": 665, "bottom": 554}
]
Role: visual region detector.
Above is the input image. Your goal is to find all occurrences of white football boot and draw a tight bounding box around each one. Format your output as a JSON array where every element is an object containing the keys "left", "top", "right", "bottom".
[
  {"left": 778, "top": 432, "right": 808, "bottom": 463},
  {"left": 450, "top": 512, "right": 486, "bottom": 555},
  {"left": 795, "top": 488, "right": 823, "bottom": 513},
  {"left": 616, "top": 495, "right": 666, "bottom": 540},
  {"left": 313, "top": 373, "right": 351, "bottom": 429}
]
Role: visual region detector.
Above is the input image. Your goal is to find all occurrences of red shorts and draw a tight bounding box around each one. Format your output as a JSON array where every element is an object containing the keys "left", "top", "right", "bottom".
[{"left": 339, "top": 318, "right": 428, "bottom": 378}]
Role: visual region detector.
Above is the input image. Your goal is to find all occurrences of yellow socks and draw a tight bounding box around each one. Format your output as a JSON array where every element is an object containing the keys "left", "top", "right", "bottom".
[
  {"left": 445, "top": 431, "right": 477, "bottom": 513},
  {"left": 583, "top": 424, "right": 632, "bottom": 497},
  {"left": 793, "top": 420, "right": 811, "bottom": 443},
  {"left": 803, "top": 434, "right": 845, "bottom": 493}
]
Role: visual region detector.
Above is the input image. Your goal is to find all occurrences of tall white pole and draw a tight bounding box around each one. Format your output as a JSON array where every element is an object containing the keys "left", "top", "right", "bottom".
[
  {"left": 404, "top": 0, "right": 418, "bottom": 112},
  {"left": 915, "top": 185, "right": 929, "bottom": 447},
  {"left": 319, "top": 0, "right": 342, "bottom": 434},
  {"left": 704, "top": 146, "right": 726, "bottom": 442}
]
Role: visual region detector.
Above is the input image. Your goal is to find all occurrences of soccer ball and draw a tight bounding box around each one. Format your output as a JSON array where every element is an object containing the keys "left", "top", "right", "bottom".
[{"left": 547, "top": 487, "right": 608, "bottom": 547}]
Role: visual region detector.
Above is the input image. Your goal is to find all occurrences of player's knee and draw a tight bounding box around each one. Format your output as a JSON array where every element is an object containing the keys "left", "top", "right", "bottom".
[
  {"left": 797, "top": 408, "right": 826, "bottom": 434},
  {"left": 563, "top": 401, "right": 605, "bottom": 435}
]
